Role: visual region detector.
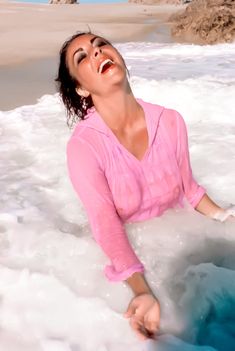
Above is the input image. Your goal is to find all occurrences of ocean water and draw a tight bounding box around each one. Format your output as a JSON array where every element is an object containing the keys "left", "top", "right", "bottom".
[{"left": 0, "top": 41, "right": 235, "bottom": 351}]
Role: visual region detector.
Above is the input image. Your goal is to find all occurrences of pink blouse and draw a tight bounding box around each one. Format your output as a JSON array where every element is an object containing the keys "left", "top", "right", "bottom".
[{"left": 67, "top": 99, "right": 206, "bottom": 281}]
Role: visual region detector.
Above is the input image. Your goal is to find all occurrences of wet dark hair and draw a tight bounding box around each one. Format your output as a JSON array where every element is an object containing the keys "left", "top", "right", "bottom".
[
  {"left": 56, "top": 31, "right": 95, "bottom": 128},
  {"left": 56, "top": 31, "right": 129, "bottom": 128}
]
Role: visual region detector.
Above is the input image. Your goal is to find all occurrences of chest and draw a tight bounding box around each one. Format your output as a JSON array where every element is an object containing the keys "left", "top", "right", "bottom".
[
  {"left": 112, "top": 125, "right": 149, "bottom": 162},
  {"left": 103, "top": 132, "right": 182, "bottom": 221}
]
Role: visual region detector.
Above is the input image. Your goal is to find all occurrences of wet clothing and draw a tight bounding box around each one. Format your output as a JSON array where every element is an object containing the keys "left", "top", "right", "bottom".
[{"left": 67, "top": 99, "right": 206, "bottom": 281}]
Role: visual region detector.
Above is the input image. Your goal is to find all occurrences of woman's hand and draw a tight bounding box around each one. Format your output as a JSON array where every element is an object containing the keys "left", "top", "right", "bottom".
[
  {"left": 195, "top": 194, "right": 235, "bottom": 222},
  {"left": 212, "top": 205, "right": 235, "bottom": 222},
  {"left": 124, "top": 293, "right": 160, "bottom": 340}
]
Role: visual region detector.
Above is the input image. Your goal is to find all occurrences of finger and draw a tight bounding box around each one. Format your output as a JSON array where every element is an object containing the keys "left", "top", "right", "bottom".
[
  {"left": 130, "top": 317, "right": 149, "bottom": 341},
  {"left": 144, "top": 321, "right": 159, "bottom": 336},
  {"left": 145, "top": 316, "right": 160, "bottom": 328},
  {"left": 124, "top": 301, "right": 136, "bottom": 318}
]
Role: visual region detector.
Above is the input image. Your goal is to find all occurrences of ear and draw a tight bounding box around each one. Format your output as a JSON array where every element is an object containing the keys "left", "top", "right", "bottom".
[{"left": 75, "top": 86, "right": 90, "bottom": 98}]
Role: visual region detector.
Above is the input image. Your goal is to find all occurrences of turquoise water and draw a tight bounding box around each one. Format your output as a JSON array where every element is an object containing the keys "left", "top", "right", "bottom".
[
  {"left": 145, "top": 263, "right": 235, "bottom": 351},
  {"left": 1, "top": 32, "right": 235, "bottom": 351}
]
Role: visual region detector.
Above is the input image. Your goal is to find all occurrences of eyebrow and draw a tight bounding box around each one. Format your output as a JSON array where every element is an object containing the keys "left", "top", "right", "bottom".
[{"left": 72, "top": 36, "right": 99, "bottom": 60}]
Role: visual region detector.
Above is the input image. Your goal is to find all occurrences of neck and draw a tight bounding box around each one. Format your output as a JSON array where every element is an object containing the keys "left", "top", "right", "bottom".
[{"left": 91, "top": 87, "right": 142, "bottom": 132}]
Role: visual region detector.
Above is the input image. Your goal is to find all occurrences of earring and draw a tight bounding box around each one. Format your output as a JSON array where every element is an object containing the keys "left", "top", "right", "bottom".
[{"left": 82, "top": 97, "right": 87, "bottom": 109}]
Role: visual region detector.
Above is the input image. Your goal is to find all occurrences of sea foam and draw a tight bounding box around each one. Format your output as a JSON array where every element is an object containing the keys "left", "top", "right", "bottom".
[{"left": 0, "top": 41, "right": 235, "bottom": 351}]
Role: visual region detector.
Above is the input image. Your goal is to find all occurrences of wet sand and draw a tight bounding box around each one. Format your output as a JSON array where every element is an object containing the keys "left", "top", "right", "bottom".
[
  {"left": 0, "top": 2, "right": 184, "bottom": 110},
  {"left": 0, "top": 57, "right": 58, "bottom": 110}
]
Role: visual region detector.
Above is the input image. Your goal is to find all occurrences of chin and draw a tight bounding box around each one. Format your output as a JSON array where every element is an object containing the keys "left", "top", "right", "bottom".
[{"left": 107, "top": 66, "right": 127, "bottom": 85}]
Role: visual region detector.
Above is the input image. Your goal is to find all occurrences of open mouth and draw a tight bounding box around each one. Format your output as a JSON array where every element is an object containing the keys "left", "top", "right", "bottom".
[{"left": 98, "top": 59, "right": 114, "bottom": 74}]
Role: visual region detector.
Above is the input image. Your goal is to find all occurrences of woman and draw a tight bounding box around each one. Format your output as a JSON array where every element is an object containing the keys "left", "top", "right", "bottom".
[{"left": 56, "top": 31, "right": 234, "bottom": 341}]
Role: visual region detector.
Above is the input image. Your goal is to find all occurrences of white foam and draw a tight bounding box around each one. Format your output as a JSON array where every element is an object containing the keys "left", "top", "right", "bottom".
[{"left": 0, "top": 41, "right": 235, "bottom": 350}]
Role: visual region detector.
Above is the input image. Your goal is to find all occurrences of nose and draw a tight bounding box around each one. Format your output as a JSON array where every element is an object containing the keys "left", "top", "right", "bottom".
[{"left": 93, "top": 46, "right": 102, "bottom": 58}]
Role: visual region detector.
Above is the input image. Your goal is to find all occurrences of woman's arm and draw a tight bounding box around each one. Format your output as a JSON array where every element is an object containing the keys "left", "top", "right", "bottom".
[
  {"left": 125, "top": 272, "right": 161, "bottom": 340},
  {"left": 196, "top": 194, "right": 235, "bottom": 221},
  {"left": 67, "top": 135, "right": 160, "bottom": 339},
  {"left": 170, "top": 111, "right": 233, "bottom": 222},
  {"left": 67, "top": 135, "right": 144, "bottom": 281},
  {"left": 195, "top": 193, "right": 224, "bottom": 217},
  {"left": 172, "top": 110, "right": 206, "bottom": 208},
  {"left": 126, "top": 272, "right": 153, "bottom": 296}
]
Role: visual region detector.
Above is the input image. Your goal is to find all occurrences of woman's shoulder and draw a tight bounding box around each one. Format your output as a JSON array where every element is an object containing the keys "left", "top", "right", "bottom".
[
  {"left": 139, "top": 99, "right": 186, "bottom": 135},
  {"left": 138, "top": 98, "right": 182, "bottom": 123},
  {"left": 159, "top": 107, "right": 188, "bottom": 146},
  {"left": 68, "top": 109, "right": 105, "bottom": 143},
  {"left": 67, "top": 110, "right": 108, "bottom": 168},
  {"left": 161, "top": 107, "right": 183, "bottom": 127},
  {"left": 137, "top": 98, "right": 165, "bottom": 115},
  {"left": 72, "top": 108, "right": 109, "bottom": 140}
]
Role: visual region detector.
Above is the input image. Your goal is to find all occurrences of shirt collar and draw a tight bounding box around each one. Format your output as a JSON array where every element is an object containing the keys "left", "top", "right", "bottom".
[{"left": 80, "top": 98, "right": 165, "bottom": 145}]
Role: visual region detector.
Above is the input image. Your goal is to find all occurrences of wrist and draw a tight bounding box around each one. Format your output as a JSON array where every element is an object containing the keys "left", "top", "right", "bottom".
[
  {"left": 135, "top": 292, "right": 157, "bottom": 301},
  {"left": 126, "top": 272, "right": 153, "bottom": 297}
]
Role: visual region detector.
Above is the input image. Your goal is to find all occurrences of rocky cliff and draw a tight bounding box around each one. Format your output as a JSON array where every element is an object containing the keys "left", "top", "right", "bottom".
[{"left": 171, "top": 0, "right": 235, "bottom": 44}]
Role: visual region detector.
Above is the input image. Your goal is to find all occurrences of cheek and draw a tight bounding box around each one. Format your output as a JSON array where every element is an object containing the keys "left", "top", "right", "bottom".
[
  {"left": 113, "top": 49, "right": 126, "bottom": 66},
  {"left": 72, "top": 69, "right": 88, "bottom": 89},
  {"left": 75, "top": 70, "right": 99, "bottom": 95},
  {"left": 75, "top": 64, "right": 95, "bottom": 87},
  {"left": 80, "top": 75, "right": 96, "bottom": 93}
]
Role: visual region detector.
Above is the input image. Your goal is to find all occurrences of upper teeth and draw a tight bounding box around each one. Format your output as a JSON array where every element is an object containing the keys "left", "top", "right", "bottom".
[{"left": 98, "top": 59, "right": 114, "bottom": 74}]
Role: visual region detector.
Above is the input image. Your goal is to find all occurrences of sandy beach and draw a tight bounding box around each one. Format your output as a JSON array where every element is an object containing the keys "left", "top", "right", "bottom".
[
  {"left": 0, "top": 1, "right": 184, "bottom": 109},
  {"left": 1, "top": 2, "right": 235, "bottom": 350},
  {"left": 0, "top": 2, "right": 183, "bottom": 65}
]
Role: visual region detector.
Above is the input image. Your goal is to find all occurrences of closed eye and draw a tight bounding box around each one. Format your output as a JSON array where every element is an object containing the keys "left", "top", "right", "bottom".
[
  {"left": 94, "top": 38, "right": 109, "bottom": 48},
  {"left": 77, "top": 52, "right": 86, "bottom": 64},
  {"left": 97, "top": 40, "right": 107, "bottom": 47}
]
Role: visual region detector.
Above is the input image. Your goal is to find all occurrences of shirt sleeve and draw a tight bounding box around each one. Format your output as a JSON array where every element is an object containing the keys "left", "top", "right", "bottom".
[
  {"left": 174, "top": 111, "right": 206, "bottom": 208},
  {"left": 66, "top": 135, "right": 144, "bottom": 282}
]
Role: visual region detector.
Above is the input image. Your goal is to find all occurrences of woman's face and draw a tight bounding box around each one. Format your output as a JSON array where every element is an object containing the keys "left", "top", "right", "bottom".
[{"left": 66, "top": 34, "right": 127, "bottom": 98}]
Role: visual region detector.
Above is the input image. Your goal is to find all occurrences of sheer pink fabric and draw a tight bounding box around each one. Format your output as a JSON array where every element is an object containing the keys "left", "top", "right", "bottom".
[{"left": 67, "top": 99, "right": 206, "bottom": 281}]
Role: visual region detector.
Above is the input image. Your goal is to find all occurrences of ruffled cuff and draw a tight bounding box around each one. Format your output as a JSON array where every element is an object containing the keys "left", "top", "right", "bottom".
[
  {"left": 190, "top": 186, "right": 206, "bottom": 208},
  {"left": 104, "top": 263, "right": 144, "bottom": 282}
]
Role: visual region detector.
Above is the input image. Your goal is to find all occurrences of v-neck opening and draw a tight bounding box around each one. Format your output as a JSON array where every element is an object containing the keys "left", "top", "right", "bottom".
[
  {"left": 96, "top": 99, "right": 151, "bottom": 164},
  {"left": 111, "top": 131, "right": 150, "bottom": 163}
]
